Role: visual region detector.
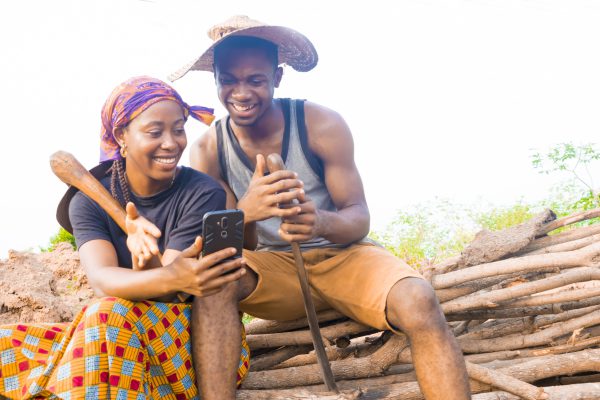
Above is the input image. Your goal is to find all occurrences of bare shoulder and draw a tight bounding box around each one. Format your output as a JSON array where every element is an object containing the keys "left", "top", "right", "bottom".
[
  {"left": 190, "top": 125, "right": 219, "bottom": 176},
  {"left": 303, "top": 100, "right": 354, "bottom": 158}
]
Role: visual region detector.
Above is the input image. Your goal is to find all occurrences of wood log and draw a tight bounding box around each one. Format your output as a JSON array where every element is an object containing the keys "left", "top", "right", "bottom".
[
  {"left": 446, "top": 297, "right": 600, "bottom": 321},
  {"left": 431, "top": 255, "right": 461, "bottom": 274},
  {"left": 466, "top": 361, "right": 548, "bottom": 400},
  {"left": 523, "top": 233, "right": 600, "bottom": 257},
  {"left": 236, "top": 388, "right": 362, "bottom": 399},
  {"left": 471, "top": 383, "right": 600, "bottom": 400},
  {"left": 441, "top": 267, "right": 600, "bottom": 313},
  {"left": 250, "top": 345, "right": 313, "bottom": 371},
  {"left": 275, "top": 333, "right": 388, "bottom": 369},
  {"left": 538, "top": 208, "right": 600, "bottom": 236},
  {"left": 431, "top": 241, "right": 600, "bottom": 289},
  {"left": 498, "top": 286, "right": 600, "bottom": 309},
  {"left": 241, "top": 335, "right": 410, "bottom": 389},
  {"left": 520, "top": 223, "right": 600, "bottom": 254},
  {"left": 464, "top": 335, "right": 600, "bottom": 364},
  {"left": 457, "top": 209, "right": 556, "bottom": 269},
  {"left": 559, "top": 373, "right": 600, "bottom": 385},
  {"left": 459, "top": 309, "right": 600, "bottom": 353},
  {"left": 246, "top": 320, "right": 374, "bottom": 350},
  {"left": 246, "top": 310, "right": 346, "bottom": 334},
  {"left": 459, "top": 305, "right": 600, "bottom": 341},
  {"left": 436, "top": 274, "right": 523, "bottom": 303}
]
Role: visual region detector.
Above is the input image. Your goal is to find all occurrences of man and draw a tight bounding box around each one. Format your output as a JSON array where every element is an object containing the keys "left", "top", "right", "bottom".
[{"left": 170, "top": 15, "right": 471, "bottom": 400}]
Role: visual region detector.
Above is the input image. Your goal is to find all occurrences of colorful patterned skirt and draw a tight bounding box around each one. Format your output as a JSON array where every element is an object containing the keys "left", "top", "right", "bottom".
[{"left": 0, "top": 297, "right": 250, "bottom": 399}]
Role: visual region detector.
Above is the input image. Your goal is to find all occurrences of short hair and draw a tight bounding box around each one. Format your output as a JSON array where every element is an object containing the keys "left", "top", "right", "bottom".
[{"left": 213, "top": 36, "right": 279, "bottom": 70}]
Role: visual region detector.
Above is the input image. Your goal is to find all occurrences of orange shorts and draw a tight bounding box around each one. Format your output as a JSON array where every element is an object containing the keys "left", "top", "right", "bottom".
[{"left": 239, "top": 242, "right": 423, "bottom": 332}]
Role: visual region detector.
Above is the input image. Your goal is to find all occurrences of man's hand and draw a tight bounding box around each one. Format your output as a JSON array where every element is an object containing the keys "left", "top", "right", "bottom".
[
  {"left": 168, "top": 236, "right": 246, "bottom": 297},
  {"left": 278, "top": 192, "right": 323, "bottom": 243},
  {"left": 125, "top": 202, "right": 162, "bottom": 270},
  {"left": 237, "top": 154, "right": 304, "bottom": 223}
]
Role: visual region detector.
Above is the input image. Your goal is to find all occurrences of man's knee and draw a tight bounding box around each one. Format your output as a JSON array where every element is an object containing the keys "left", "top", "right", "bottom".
[{"left": 386, "top": 278, "right": 445, "bottom": 334}]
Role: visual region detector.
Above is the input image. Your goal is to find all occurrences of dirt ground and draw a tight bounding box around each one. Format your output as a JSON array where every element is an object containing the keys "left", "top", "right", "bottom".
[{"left": 0, "top": 243, "right": 93, "bottom": 325}]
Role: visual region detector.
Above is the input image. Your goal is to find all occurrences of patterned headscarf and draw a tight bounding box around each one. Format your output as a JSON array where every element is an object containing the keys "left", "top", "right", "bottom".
[{"left": 99, "top": 76, "right": 215, "bottom": 162}]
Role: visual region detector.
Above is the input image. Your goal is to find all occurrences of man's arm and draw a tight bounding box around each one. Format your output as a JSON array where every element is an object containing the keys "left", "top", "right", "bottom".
[{"left": 279, "top": 101, "right": 370, "bottom": 245}]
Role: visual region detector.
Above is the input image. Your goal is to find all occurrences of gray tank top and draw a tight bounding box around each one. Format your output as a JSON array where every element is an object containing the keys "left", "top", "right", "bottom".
[{"left": 216, "top": 98, "right": 341, "bottom": 251}]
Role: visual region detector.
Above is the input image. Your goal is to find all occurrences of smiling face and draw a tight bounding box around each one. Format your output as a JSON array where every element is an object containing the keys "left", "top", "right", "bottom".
[
  {"left": 115, "top": 99, "right": 187, "bottom": 196},
  {"left": 214, "top": 46, "right": 283, "bottom": 127}
]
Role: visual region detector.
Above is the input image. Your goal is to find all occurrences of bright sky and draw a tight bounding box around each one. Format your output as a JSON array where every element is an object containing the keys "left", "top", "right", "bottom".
[{"left": 1, "top": 0, "right": 600, "bottom": 258}]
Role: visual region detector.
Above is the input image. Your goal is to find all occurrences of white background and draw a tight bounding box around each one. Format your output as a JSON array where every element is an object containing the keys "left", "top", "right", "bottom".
[{"left": 1, "top": 0, "right": 599, "bottom": 257}]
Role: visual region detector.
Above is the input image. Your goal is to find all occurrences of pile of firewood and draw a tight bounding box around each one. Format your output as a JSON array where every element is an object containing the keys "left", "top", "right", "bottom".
[{"left": 237, "top": 208, "right": 600, "bottom": 399}]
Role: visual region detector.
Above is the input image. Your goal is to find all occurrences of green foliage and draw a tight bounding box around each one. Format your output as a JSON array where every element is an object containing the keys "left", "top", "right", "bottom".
[
  {"left": 531, "top": 142, "right": 600, "bottom": 209},
  {"left": 41, "top": 228, "right": 76, "bottom": 252},
  {"left": 372, "top": 142, "right": 600, "bottom": 269},
  {"left": 242, "top": 313, "right": 254, "bottom": 324},
  {"left": 369, "top": 199, "right": 476, "bottom": 270},
  {"left": 370, "top": 194, "right": 587, "bottom": 270},
  {"left": 472, "top": 202, "right": 536, "bottom": 231}
]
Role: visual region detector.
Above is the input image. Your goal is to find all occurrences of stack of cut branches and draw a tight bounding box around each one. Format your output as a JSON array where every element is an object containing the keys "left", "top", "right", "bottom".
[{"left": 237, "top": 208, "right": 600, "bottom": 399}]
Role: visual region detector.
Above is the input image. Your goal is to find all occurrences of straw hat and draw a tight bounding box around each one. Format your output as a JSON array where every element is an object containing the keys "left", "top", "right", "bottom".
[{"left": 168, "top": 15, "right": 318, "bottom": 81}]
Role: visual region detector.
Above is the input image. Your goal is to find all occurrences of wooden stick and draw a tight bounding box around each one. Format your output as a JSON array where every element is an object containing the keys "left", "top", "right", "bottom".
[
  {"left": 241, "top": 335, "right": 409, "bottom": 389},
  {"left": 445, "top": 296, "right": 600, "bottom": 321},
  {"left": 441, "top": 267, "right": 600, "bottom": 313},
  {"left": 246, "top": 310, "right": 346, "bottom": 335},
  {"left": 465, "top": 361, "right": 548, "bottom": 400},
  {"left": 520, "top": 223, "right": 600, "bottom": 254},
  {"left": 499, "top": 286, "right": 600, "bottom": 309},
  {"left": 538, "top": 208, "right": 600, "bottom": 235},
  {"left": 459, "top": 309, "right": 600, "bottom": 353},
  {"left": 274, "top": 333, "right": 387, "bottom": 369},
  {"left": 250, "top": 345, "right": 313, "bottom": 371},
  {"left": 432, "top": 241, "right": 600, "bottom": 289},
  {"left": 522, "top": 233, "right": 600, "bottom": 257},
  {"left": 463, "top": 335, "right": 600, "bottom": 365},
  {"left": 471, "top": 383, "right": 600, "bottom": 400},
  {"left": 246, "top": 320, "right": 374, "bottom": 350},
  {"left": 459, "top": 305, "right": 600, "bottom": 341}
]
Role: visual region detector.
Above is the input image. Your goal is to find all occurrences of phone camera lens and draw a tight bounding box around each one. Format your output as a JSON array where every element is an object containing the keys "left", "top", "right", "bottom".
[{"left": 221, "top": 217, "right": 228, "bottom": 229}]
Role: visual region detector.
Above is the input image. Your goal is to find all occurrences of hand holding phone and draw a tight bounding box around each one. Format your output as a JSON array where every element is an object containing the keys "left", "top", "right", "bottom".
[{"left": 202, "top": 210, "right": 244, "bottom": 263}]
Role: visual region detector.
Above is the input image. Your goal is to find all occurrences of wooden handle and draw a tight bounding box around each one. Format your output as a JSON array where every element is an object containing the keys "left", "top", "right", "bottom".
[
  {"left": 50, "top": 151, "right": 127, "bottom": 232},
  {"left": 50, "top": 150, "right": 189, "bottom": 303},
  {"left": 265, "top": 153, "right": 339, "bottom": 392},
  {"left": 266, "top": 153, "right": 286, "bottom": 176}
]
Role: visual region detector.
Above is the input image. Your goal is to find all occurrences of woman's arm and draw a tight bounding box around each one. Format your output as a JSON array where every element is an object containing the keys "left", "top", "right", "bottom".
[{"left": 80, "top": 238, "right": 246, "bottom": 301}]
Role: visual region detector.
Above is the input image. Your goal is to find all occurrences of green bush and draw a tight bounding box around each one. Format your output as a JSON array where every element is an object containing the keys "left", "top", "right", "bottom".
[
  {"left": 369, "top": 192, "right": 590, "bottom": 270},
  {"left": 41, "top": 228, "right": 76, "bottom": 252}
]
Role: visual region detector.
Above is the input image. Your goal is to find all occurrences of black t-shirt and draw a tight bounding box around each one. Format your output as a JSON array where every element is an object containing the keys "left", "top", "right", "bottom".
[{"left": 69, "top": 166, "right": 226, "bottom": 268}]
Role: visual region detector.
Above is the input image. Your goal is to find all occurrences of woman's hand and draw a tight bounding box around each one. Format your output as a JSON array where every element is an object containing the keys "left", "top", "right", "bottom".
[
  {"left": 168, "top": 236, "right": 246, "bottom": 297},
  {"left": 125, "top": 202, "right": 162, "bottom": 269}
]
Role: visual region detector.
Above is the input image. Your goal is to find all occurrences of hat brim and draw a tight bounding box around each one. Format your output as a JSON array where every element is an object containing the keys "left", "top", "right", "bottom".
[
  {"left": 168, "top": 26, "right": 318, "bottom": 81},
  {"left": 56, "top": 161, "right": 114, "bottom": 234}
]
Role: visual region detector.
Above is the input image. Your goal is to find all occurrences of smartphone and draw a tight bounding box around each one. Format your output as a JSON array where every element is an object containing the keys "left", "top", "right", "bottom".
[{"left": 201, "top": 209, "right": 244, "bottom": 263}]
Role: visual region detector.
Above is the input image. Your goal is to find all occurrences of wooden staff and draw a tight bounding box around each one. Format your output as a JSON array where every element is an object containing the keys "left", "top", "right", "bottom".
[{"left": 266, "top": 153, "right": 339, "bottom": 393}]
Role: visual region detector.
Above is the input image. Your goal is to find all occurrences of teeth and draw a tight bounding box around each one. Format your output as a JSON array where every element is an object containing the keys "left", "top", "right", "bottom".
[
  {"left": 232, "top": 103, "right": 255, "bottom": 112},
  {"left": 154, "top": 157, "right": 176, "bottom": 164}
]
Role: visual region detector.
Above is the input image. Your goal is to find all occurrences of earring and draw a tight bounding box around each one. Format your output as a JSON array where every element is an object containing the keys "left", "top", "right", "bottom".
[{"left": 120, "top": 144, "right": 127, "bottom": 158}]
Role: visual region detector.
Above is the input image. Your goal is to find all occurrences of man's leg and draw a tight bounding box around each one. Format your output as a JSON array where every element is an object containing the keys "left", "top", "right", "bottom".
[
  {"left": 386, "top": 278, "right": 471, "bottom": 400},
  {"left": 191, "top": 270, "right": 258, "bottom": 400}
]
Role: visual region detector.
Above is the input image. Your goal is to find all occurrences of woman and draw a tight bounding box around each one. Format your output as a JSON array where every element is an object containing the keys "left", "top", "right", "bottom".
[{"left": 0, "top": 76, "right": 249, "bottom": 399}]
